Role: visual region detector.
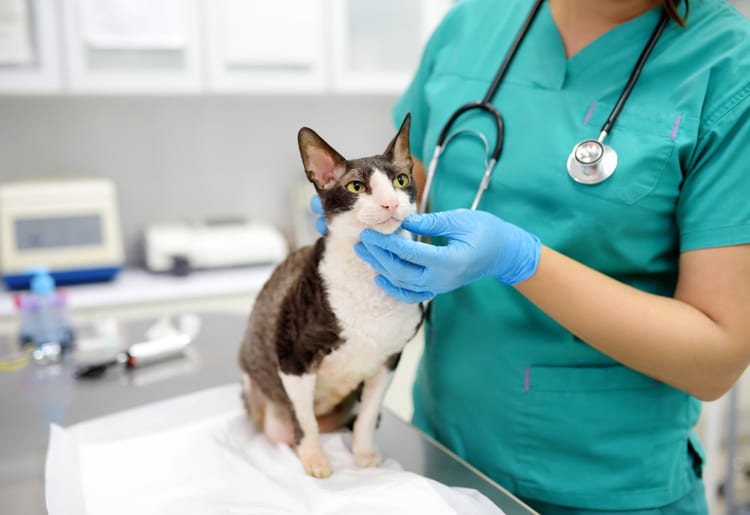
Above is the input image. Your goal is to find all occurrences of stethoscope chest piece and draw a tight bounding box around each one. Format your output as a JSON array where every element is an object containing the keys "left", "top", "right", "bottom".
[
  {"left": 419, "top": 3, "right": 668, "bottom": 207},
  {"left": 567, "top": 138, "right": 618, "bottom": 185}
]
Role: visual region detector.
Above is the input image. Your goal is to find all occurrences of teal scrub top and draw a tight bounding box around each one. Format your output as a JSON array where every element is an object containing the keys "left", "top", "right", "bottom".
[{"left": 393, "top": 0, "right": 750, "bottom": 510}]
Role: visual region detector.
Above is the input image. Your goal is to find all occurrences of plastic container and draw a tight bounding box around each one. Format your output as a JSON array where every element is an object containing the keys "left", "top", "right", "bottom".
[{"left": 14, "top": 268, "right": 74, "bottom": 352}]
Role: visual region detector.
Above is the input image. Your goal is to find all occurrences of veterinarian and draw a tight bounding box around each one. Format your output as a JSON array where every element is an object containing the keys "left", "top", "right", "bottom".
[{"left": 351, "top": 0, "right": 750, "bottom": 513}]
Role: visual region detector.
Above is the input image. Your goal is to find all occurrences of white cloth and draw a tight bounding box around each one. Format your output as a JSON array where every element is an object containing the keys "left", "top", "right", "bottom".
[{"left": 46, "top": 385, "right": 504, "bottom": 515}]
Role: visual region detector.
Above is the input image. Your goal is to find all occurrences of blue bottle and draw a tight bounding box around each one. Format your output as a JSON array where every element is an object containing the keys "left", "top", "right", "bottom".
[{"left": 16, "top": 268, "right": 74, "bottom": 352}]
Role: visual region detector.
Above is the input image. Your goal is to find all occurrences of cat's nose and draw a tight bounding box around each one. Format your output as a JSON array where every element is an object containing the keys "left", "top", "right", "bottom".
[{"left": 381, "top": 198, "right": 399, "bottom": 214}]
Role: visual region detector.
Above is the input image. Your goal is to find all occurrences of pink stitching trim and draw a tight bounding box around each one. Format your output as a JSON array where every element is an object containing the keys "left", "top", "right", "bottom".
[
  {"left": 524, "top": 367, "right": 530, "bottom": 391},
  {"left": 583, "top": 103, "right": 597, "bottom": 126},
  {"left": 671, "top": 115, "right": 681, "bottom": 140}
]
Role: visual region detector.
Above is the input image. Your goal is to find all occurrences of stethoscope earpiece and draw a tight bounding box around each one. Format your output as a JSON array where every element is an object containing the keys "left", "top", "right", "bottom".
[{"left": 567, "top": 138, "right": 618, "bottom": 185}]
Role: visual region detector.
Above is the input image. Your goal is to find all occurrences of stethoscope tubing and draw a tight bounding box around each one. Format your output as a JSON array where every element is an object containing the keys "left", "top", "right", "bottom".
[
  {"left": 436, "top": 101, "right": 504, "bottom": 162},
  {"left": 419, "top": 102, "right": 504, "bottom": 215},
  {"left": 420, "top": 0, "right": 544, "bottom": 214},
  {"left": 600, "top": 12, "right": 669, "bottom": 136},
  {"left": 567, "top": 10, "right": 668, "bottom": 184},
  {"left": 420, "top": 1, "right": 670, "bottom": 213}
]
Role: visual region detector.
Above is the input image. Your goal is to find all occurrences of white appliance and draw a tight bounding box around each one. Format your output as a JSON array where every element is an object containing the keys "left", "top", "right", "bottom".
[
  {"left": 144, "top": 219, "right": 288, "bottom": 273},
  {"left": 0, "top": 179, "right": 125, "bottom": 289}
]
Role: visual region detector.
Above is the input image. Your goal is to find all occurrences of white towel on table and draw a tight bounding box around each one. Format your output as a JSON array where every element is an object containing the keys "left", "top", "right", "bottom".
[{"left": 45, "top": 385, "right": 505, "bottom": 515}]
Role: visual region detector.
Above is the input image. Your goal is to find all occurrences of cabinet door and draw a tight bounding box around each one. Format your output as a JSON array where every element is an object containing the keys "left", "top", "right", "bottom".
[
  {"left": 60, "top": 0, "right": 202, "bottom": 93},
  {"left": 205, "top": 0, "right": 327, "bottom": 93},
  {"left": 0, "top": 0, "right": 62, "bottom": 93},
  {"left": 329, "top": 0, "right": 453, "bottom": 93}
]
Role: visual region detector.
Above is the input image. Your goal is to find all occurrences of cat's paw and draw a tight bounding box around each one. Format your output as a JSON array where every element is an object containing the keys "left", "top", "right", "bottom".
[
  {"left": 354, "top": 449, "right": 383, "bottom": 468},
  {"left": 299, "top": 449, "right": 333, "bottom": 478}
]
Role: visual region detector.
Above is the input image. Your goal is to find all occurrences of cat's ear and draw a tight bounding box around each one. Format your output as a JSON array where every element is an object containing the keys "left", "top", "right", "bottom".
[
  {"left": 298, "top": 128, "right": 347, "bottom": 190},
  {"left": 383, "top": 113, "right": 413, "bottom": 171}
]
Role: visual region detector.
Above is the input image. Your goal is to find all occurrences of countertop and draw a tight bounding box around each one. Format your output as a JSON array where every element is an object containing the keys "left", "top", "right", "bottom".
[
  {"left": 0, "top": 312, "right": 536, "bottom": 515},
  {"left": 0, "top": 266, "right": 277, "bottom": 318}
]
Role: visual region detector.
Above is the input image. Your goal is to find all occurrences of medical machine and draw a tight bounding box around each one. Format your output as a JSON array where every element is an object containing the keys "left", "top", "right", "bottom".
[
  {"left": 143, "top": 218, "right": 288, "bottom": 274},
  {"left": 0, "top": 179, "right": 125, "bottom": 290}
]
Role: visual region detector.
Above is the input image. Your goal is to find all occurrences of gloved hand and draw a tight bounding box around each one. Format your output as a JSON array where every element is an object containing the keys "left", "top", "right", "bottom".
[
  {"left": 310, "top": 194, "right": 327, "bottom": 236},
  {"left": 354, "top": 209, "right": 541, "bottom": 303}
]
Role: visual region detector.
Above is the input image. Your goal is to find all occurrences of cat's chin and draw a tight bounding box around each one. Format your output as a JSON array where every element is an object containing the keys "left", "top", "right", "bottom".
[{"left": 369, "top": 218, "right": 402, "bottom": 234}]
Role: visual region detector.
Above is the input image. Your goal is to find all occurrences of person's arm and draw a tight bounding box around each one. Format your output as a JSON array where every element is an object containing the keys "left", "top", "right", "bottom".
[
  {"left": 515, "top": 244, "right": 750, "bottom": 401},
  {"left": 355, "top": 206, "right": 750, "bottom": 401}
]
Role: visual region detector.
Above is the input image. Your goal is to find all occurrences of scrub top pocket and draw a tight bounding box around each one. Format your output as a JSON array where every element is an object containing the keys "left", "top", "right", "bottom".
[
  {"left": 514, "top": 364, "right": 698, "bottom": 508},
  {"left": 566, "top": 107, "right": 680, "bottom": 206}
]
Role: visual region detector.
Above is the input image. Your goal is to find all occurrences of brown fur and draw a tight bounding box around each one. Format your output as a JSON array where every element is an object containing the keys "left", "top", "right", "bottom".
[
  {"left": 237, "top": 115, "right": 422, "bottom": 476},
  {"left": 238, "top": 239, "right": 344, "bottom": 441}
]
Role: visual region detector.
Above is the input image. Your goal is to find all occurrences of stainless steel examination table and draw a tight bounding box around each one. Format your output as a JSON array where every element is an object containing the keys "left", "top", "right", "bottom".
[{"left": 0, "top": 312, "right": 536, "bottom": 514}]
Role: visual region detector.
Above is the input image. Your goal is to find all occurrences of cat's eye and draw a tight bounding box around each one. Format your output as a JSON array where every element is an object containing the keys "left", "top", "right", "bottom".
[
  {"left": 393, "top": 174, "right": 410, "bottom": 188},
  {"left": 346, "top": 181, "right": 365, "bottom": 194}
]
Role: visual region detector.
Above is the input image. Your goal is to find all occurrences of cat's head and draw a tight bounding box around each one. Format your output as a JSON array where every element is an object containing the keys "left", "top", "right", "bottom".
[{"left": 298, "top": 114, "right": 416, "bottom": 237}]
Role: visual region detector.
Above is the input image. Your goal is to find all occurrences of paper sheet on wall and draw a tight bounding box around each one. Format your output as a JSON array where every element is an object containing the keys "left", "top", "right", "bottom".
[
  {"left": 45, "top": 385, "right": 505, "bottom": 515},
  {"left": 0, "top": 0, "right": 34, "bottom": 65},
  {"left": 78, "top": 0, "right": 187, "bottom": 49},
  {"left": 220, "top": 0, "right": 318, "bottom": 67}
]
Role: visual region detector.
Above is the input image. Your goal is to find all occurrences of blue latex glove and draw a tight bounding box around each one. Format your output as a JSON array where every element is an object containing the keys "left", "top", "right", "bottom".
[
  {"left": 310, "top": 194, "right": 327, "bottom": 236},
  {"left": 354, "top": 209, "right": 541, "bottom": 303}
]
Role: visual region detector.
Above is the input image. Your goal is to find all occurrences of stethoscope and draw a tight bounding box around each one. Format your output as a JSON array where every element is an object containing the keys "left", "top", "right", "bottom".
[{"left": 418, "top": 0, "right": 670, "bottom": 215}]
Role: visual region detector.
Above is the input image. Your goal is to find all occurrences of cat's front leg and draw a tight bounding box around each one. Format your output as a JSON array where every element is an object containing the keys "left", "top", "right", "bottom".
[
  {"left": 351, "top": 362, "right": 397, "bottom": 467},
  {"left": 280, "top": 372, "right": 332, "bottom": 478}
]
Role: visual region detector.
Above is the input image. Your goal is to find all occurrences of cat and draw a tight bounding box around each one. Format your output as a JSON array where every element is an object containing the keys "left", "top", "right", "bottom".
[{"left": 238, "top": 114, "right": 423, "bottom": 478}]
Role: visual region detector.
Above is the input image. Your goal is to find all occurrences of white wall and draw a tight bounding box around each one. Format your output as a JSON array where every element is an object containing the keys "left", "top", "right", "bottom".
[{"left": 0, "top": 95, "right": 398, "bottom": 265}]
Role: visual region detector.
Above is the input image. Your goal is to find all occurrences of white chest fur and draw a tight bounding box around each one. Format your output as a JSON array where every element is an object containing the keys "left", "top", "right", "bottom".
[{"left": 314, "top": 232, "right": 421, "bottom": 413}]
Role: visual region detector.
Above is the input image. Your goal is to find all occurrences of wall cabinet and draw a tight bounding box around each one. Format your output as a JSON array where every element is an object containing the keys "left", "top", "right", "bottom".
[
  {"left": 0, "top": 0, "right": 62, "bottom": 93},
  {"left": 330, "top": 0, "right": 452, "bottom": 93},
  {"left": 59, "top": 0, "right": 204, "bottom": 93},
  {"left": 0, "top": 0, "right": 454, "bottom": 95},
  {"left": 204, "top": 0, "right": 329, "bottom": 93}
]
